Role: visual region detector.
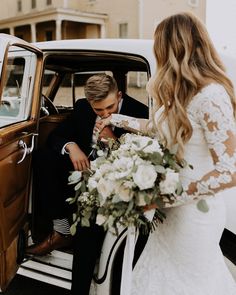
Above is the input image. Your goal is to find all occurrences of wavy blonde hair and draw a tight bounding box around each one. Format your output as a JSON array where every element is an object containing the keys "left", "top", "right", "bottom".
[{"left": 148, "top": 12, "right": 236, "bottom": 159}]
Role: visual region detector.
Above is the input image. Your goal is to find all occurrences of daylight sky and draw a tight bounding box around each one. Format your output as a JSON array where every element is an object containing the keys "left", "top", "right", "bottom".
[{"left": 206, "top": 0, "right": 236, "bottom": 57}]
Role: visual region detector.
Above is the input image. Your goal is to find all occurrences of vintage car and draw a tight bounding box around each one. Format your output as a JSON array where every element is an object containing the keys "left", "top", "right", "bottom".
[{"left": 0, "top": 34, "right": 236, "bottom": 293}]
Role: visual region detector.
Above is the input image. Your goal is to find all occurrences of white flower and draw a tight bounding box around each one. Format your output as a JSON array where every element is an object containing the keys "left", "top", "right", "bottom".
[
  {"left": 68, "top": 171, "right": 82, "bottom": 184},
  {"left": 123, "top": 180, "right": 135, "bottom": 189},
  {"left": 90, "top": 160, "right": 98, "bottom": 171},
  {"left": 97, "top": 150, "right": 104, "bottom": 157},
  {"left": 143, "top": 139, "right": 163, "bottom": 155},
  {"left": 87, "top": 178, "right": 98, "bottom": 191},
  {"left": 159, "top": 168, "right": 179, "bottom": 194},
  {"left": 113, "top": 157, "right": 133, "bottom": 171},
  {"left": 99, "top": 163, "right": 113, "bottom": 176},
  {"left": 96, "top": 214, "right": 107, "bottom": 225},
  {"left": 94, "top": 171, "right": 103, "bottom": 181},
  {"left": 133, "top": 164, "right": 157, "bottom": 190},
  {"left": 136, "top": 192, "right": 147, "bottom": 206},
  {"left": 115, "top": 184, "right": 134, "bottom": 202},
  {"left": 97, "top": 178, "right": 116, "bottom": 203}
]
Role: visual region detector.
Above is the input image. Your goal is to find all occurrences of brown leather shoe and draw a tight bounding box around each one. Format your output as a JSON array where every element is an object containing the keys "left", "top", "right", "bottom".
[{"left": 26, "top": 231, "right": 73, "bottom": 256}]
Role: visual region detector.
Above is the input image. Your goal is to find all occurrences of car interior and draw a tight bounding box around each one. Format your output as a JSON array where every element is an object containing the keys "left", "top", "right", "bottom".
[{"left": 36, "top": 51, "right": 150, "bottom": 150}]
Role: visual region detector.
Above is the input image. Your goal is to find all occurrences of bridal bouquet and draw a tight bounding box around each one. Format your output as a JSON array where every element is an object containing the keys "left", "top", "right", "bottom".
[{"left": 67, "top": 133, "right": 186, "bottom": 235}]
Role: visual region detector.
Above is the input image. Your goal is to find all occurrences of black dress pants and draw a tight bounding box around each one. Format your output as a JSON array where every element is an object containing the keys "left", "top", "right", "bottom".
[
  {"left": 71, "top": 224, "right": 106, "bottom": 295},
  {"left": 32, "top": 148, "right": 75, "bottom": 240}
]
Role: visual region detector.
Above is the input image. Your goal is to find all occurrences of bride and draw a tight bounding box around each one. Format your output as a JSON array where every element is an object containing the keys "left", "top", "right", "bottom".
[{"left": 96, "top": 12, "right": 236, "bottom": 294}]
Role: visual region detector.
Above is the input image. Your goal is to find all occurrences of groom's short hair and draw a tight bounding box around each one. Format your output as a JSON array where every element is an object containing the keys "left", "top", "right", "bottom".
[{"left": 84, "top": 74, "right": 118, "bottom": 102}]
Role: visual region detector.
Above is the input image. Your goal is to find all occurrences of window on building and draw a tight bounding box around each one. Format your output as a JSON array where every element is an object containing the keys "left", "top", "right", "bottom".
[
  {"left": 17, "top": 0, "right": 22, "bottom": 12},
  {"left": 46, "top": 0, "right": 52, "bottom": 5},
  {"left": 119, "top": 23, "right": 128, "bottom": 39},
  {"left": 45, "top": 30, "right": 53, "bottom": 41},
  {"left": 32, "top": 0, "right": 36, "bottom": 9}
]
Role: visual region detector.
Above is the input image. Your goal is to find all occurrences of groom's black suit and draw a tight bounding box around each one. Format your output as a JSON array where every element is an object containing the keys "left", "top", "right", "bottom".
[
  {"left": 34, "top": 94, "right": 149, "bottom": 295},
  {"left": 48, "top": 93, "right": 148, "bottom": 156}
]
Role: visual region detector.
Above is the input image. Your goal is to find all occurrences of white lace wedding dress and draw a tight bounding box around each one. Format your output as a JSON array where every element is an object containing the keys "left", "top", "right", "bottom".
[{"left": 111, "top": 83, "right": 236, "bottom": 295}]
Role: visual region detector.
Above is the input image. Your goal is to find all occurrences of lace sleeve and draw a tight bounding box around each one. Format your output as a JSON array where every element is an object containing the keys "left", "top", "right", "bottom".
[
  {"left": 110, "top": 114, "right": 149, "bottom": 134},
  {"left": 191, "top": 86, "right": 236, "bottom": 197}
]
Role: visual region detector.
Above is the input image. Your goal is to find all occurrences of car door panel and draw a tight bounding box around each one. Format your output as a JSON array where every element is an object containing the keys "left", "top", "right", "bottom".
[{"left": 0, "top": 34, "right": 42, "bottom": 292}]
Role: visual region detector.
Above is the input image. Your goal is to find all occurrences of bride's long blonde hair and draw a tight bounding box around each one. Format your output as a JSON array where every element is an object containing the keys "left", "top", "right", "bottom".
[{"left": 148, "top": 12, "right": 236, "bottom": 159}]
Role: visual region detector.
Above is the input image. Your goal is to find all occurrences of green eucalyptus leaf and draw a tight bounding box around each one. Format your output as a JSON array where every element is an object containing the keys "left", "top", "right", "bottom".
[
  {"left": 70, "top": 223, "right": 77, "bottom": 236},
  {"left": 112, "top": 194, "right": 121, "bottom": 203},
  {"left": 197, "top": 199, "right": 209, "bottom": 213},
  {"left": 149, "top": 152, "right": 163, "bottom": 165},
  {"left": 72, "top": 213, "right": 77, "bottom": 222},
  {"left": 81, "top": 217, "right": 90, "bottom": 227},
  {"left": 155, "top": 165, "right": 166, "bottom": 174},
  {"left": 176, "top": 182, "right": 183, "bottom": 195},
  {"left": 74, "top": 181, "right": 82, "bottom": 191}
]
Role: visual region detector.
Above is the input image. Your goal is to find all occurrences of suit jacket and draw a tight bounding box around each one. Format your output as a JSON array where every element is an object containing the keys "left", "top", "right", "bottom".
[{"left": 47, "top": 94, "right": 149, "bottom": 155}]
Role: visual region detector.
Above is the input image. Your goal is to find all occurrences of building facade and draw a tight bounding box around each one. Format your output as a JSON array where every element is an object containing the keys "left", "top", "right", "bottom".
[{"left": 0, "top": 0, "right": 206, "bottom": 42}]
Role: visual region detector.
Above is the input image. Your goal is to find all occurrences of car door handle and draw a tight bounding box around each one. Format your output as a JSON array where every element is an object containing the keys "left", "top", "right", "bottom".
[{"left": 17, "top": 133, "right": 38, "bottom": 164}]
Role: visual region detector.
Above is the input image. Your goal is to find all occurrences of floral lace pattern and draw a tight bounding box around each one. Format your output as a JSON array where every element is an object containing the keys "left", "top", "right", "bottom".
[
  {"left": 186, "top": 83, "right": 236, "bottom": 198},
  {"left": 110, "top": 113, "right": 141, "bottom": 131}
]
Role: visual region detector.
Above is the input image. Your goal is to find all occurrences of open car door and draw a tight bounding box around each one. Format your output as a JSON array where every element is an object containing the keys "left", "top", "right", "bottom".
[{"left": 0, "top": 34, "right": 43, "bottom": 292}]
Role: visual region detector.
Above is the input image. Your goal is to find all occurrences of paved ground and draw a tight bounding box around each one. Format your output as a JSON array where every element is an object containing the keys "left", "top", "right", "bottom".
[{"left": 3, "top": 275, "right": 70, "bottom": 295}]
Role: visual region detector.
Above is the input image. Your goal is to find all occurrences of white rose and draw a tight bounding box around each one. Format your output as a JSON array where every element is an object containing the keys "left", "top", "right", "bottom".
[
  {"left": 68, "top": 171, "right": 82, "bottom": 184},
  {"left": 115, "top": 185, "right": 133, "bottom": 202},
  {"left": 133, "top": 164, "right": 157, "bottom": 190},
  {"left": 132, "top": 136, "right": 150, "bottom": 151},
  {"left": 159, "top": 169, "right": 180, "bottom": 194},
  {"left": 97, "top": 178, "right": 116, "bottom": 203},
  {"left": 113, "top": 157, "right": 133, "bottom": 170},
  {"left": 96, "top": 214, "right": 107, "bottom": 226},
  {"left": 143, "top": 139, "right": 163, "bottom": 155},
  {"left": 93, "top": 170, "right": 102, "bottom": 181},
  {"left": 111, "top": 157, "right": 134, "bottom": 179},
  {"left": 99, "top": 163, "right": 113, "bottom": 176}
]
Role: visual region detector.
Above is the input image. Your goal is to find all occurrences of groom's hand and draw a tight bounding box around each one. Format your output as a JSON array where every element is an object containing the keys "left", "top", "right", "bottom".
[{"left": 65, "top": 143, "right": 90, "bottom": 171}]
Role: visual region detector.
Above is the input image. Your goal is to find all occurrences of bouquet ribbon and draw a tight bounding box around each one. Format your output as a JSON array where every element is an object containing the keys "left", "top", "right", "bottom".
[
  {"left": 120, "top": 209, "right": 155, "bottom": 295},
  {"left": 120, "top": 226, "right": 137, "bottom": 295}
]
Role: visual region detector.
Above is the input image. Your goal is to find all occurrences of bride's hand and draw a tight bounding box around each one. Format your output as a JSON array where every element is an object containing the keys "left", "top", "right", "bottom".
[{"left": 94, "top": 116, "right": 112, "bottom": 135}]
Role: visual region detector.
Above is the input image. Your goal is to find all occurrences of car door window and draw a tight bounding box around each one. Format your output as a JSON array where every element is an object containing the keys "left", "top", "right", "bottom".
[{"left": 0, "top": 46, "right": 37, "bottom": 127}]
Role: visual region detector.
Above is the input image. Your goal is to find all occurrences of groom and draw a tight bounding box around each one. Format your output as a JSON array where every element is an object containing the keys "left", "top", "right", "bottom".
[
  {"left": 69, "top": 74, "right": 149, "bottom": 295},
  {"left": 28, "top": 73, "right": 149, "bottom": 294}
]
